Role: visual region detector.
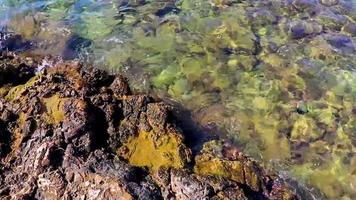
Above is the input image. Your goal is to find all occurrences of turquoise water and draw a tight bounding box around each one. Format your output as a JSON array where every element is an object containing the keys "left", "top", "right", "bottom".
[{"left": 1, "top": 0, "right": 356, "bottom": 199}]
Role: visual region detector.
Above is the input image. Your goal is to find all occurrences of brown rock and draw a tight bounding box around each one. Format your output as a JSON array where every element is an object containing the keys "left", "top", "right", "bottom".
[{"left": 0, "top": 52, "right": 297, "bottom": 200}]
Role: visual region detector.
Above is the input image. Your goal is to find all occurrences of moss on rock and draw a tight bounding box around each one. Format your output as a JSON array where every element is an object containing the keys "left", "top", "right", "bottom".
[
  {"left": 195, "top": 155, "right": 246, "bottom": 184},
  {"left": 194, "top": 141, "right": 262, "bottom": 192},
  {"left": 5, "top": 76, "right": 38, "bottom": 101},
  {"left": 118, "top": 130, "right": 190, "bottom": 171},
  {"left": 43, "top": 95, "right": 68, "bottom": 125}
]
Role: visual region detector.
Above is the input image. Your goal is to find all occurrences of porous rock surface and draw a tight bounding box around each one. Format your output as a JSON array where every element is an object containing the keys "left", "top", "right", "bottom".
[{"left": 0, "top": 51, "right": 297, "bottom": 200}]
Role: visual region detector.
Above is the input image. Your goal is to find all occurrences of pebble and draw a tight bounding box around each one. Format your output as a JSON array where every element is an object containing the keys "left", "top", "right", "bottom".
[{"left": 320, "top": 0, "right": 339, "bottom": 7}]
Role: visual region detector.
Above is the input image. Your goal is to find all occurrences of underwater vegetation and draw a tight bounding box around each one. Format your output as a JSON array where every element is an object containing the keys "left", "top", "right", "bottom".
[{"left": 1, "top": 0, "right": 356, "bottom": 199}]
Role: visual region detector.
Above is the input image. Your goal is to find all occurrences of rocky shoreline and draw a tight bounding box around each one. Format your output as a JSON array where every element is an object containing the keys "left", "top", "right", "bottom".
[{"left": 1, "top": 34, "right": 297, "bottom": 199}]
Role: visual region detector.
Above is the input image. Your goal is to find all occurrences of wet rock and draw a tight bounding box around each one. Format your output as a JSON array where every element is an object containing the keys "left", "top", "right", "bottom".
[
  {"left": 316, "top": 10, "right": 348, "bottom": 30},
  {"left": 170, "top": 169, "right": 214, "bottom": 199},
  {"left": 291, "top": 0, "right": 319, "bottom": 14},
  {"left": 342, "top": 23, "right": 356, "bottom": 36},
  {"left": 0, "top": 31, "right": 32, "bottom": 51},
  {"left": 110, "top": 75, "right": 131, "bottom": 96},
  {"left": 194, "top": 141, "right": 296, "bottom": 199},
  {"left": 0, "top": 55, "right": 35, "bottom": 87},
  {"left": 327, "top": 34, "right": 355, "bottom": 54},
  {"left": 248, "top": 8, "right": 277, "bottom": 27},
  {"left": 0, "top": 52, "right": 297, "bottom": 199},
  {"left": 194, "top": 141, "right": 262, "bottom": 191},
  {"left": 153, "top": 168, "right": 251, "bottom": 200},
  {"left": 62, "top": 34, "right": 92, "bottom": 60},
  {"left": 290, "top": 20, "right": 323, "bottom": 39}
]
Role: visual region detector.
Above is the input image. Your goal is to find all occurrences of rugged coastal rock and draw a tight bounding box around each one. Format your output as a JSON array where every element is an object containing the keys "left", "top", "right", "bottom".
[{"left": 0, "top": 50, "right": 297, "bottom": 199}]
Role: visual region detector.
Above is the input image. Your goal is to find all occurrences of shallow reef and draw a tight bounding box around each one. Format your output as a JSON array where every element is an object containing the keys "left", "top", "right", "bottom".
[
  {"left": 0, "top": 51, "right": 298, "bottom": 199},
  {"left": 1, "top": 0, "right": 356, "bottom": 199}
]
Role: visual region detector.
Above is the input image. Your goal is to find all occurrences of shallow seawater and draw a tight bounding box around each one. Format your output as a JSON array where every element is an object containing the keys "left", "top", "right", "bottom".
[{"left": 1, "top": 0, "right": 356, "bottom": 199}]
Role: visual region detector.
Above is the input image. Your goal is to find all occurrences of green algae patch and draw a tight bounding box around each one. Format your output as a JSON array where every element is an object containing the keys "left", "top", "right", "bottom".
[
  {"left": 0, "top": 86, "right": 11, "bottom": 98},
  {"left": 17, "top": 112, "right": 27, "bottom": 129},
  {"left": 252, "top": 114, "right": 291, "bottom": 160},
  {"left": 5, "top": 85, "right": 26, "bottom": 101},
  {"left": 168, "top": 79, "right": 191, "bottom": 98},
  {"left": 119, "top": 130, "right": 189, "bottom": 171},
  {"left": 292, "top": 157, "right": 356, "bottom": 199},
  {"left": 290, "top": 116, "right": 322, "bottom": 142},
  {"left": 195, "top": 150, "right": 264, "bottom": 193},
  {"left": 76, "top": 7, "right": 118, "bottom": 40},
  {"left": 193, "top": 141, "right": 263, "bottom": 192},
  {"left": 180, "top": 58, "right": 205, "bottom": 82},
  {"left": 194, "top": 155, "right": 245, "bottom": 184},
  {"left": 43, "top": 95, "right": 67, "bottom": 125},
  {"left": 152, "top": 64, "right": 179, "bottom": 89},
  {"left": 4, "top": 112, "right": 28, "bottom": 160},
  {"left": 4, "top": 76, "right": 38, "bottom": 101}
]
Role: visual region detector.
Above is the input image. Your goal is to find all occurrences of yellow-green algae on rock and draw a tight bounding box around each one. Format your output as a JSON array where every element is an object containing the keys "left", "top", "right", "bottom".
[
  {"left": 1, "top": 71, "right": 70, "bottom": 125},
  {"left": 2, "top": 0, "right": 356, "bottom": 198},
  {"left": 4, "top": 76, "right": 38, "bottom": 101},
  {"left": 0, "top": 86, "right": 11, "bottom": 98},
  {"left": 118, "top": 130, "right": 190, "bottom": 171},
  {"left": 194, "top": 141, "right": 261, "bottom": 192},
  {"left": 43, "top": 95, "right": 68, "bottom": 125},
  {"left": 193, "top": 141, "right": 298, "bottom": 199},
  {"left": 195, "top": 155, "right": 246, "bottom": 183}
]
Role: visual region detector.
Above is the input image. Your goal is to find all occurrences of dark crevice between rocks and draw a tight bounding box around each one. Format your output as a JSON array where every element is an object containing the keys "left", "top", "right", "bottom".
[
  {"left": 112, "top": 102, "right": 124, "bottom": 130},
  {"left": 0, "top": 185, "right": 10, "bottom": 197},
  {"left": 88, "top": 102, "right": 110, "bottom": 151},
  {"left": 155, "top": 6, "right": 181, "bottom": 17},
  {"left": 21, "top": 118, "right": 37, "bottom": 144},
  {"left": 48, "top": 144, "right": 66, "bottom": 169},
  {"left": 0, "top": 62, "right": 35, "bottom": 87},
  {"left": 0, "top": 120, "right": 12, "bottom": 159},
  {"left": 236, "top": 183, "right": 268, "bottom": 200}
]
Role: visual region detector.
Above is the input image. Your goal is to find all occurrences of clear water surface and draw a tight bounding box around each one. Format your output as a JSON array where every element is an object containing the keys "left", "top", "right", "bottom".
[{"left": 1, "top": 0, "right": 356, "bottom": 199}]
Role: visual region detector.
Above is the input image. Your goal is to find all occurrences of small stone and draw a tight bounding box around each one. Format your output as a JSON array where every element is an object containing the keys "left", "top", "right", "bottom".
[
  {"left": 292, "top": 0, "right": 318, "bottom": 12},
  {"left": 327, "top": 34, "right": 355, "bottom": 54},
  {"left": 227, "top": 59, "right": 238, "bottom": 68},
  {"left": 342, "top": 23, "right": 356, "bottom": 37},
  {"left": 296, "top": 101, "right": 309, "bottom": 114},
  {"left": 320, "top": 0, "right": 339, "bottom": 6},
  {"left": 290, "top": 20, "right": 322, "bottom": 39},
  {"left": 316, "top": 10, "right": 348, "bottom": 30}
]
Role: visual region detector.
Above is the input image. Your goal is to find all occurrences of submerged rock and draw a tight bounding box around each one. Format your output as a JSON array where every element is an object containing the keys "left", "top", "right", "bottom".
[
  {"left": 0, "top": 31, "right": 32, "bottom": 52},
  {"left": 320, "top": 0, "right": 339, "bottom": 7},
  {"left": 342, "top": 22, "right": 356, "bottom": 36},
  {"left": 0, "top": 52, "right": 297, "bottom": 199},
  {"left": 290, "top": 20, "right": 323, "bottom": 39}
]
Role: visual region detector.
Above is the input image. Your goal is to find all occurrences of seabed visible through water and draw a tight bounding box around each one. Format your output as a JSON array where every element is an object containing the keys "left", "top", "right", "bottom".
[{"left": 1, "top": 0, "right": 356, "bottom": 199}]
